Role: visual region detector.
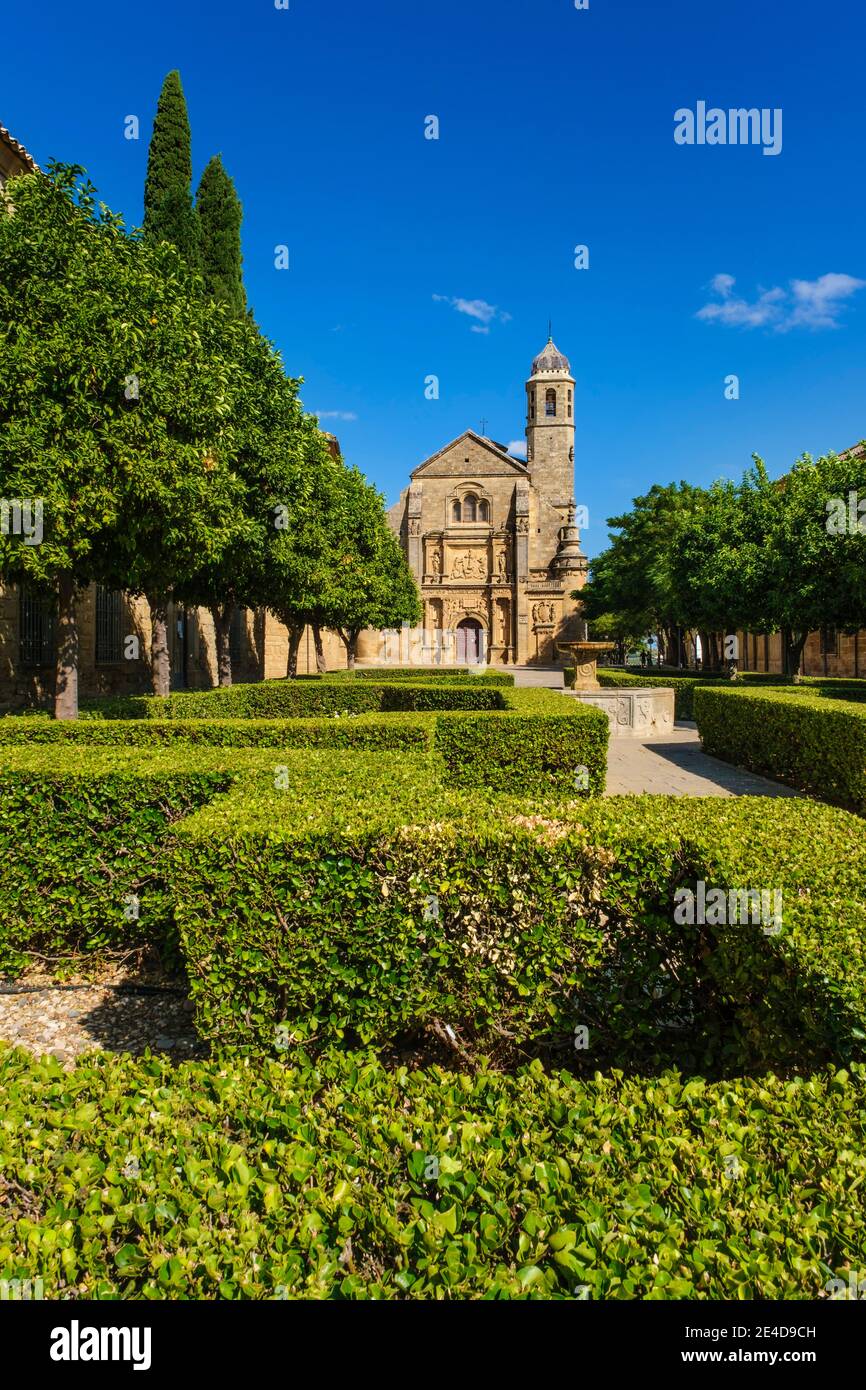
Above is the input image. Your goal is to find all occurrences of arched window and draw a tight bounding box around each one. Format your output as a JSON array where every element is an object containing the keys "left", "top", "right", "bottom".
[
  {"left": 463, "top": 493, "right": 478, "bottom": 522},
  {"left": 478, "top": 498, "right": 490, "bottom": 522},
  {"left": 567, "top": 388, "right": 573, "bottom": 419},
  {"left": 529, "top": 390, "right": 536, "bottom": 420},
  {"left": 451, "top": 499, "right": 461, "bottom": 523},
  {"left": 545, "top": 389, "right": 556, "bottom": 417}
]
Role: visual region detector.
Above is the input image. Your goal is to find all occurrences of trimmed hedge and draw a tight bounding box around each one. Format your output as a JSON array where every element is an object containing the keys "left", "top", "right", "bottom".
[
  {"left": 6, "top": 739, "right": 866, "bottom": 1066},
  {"left": 0, "top": 729, "right": 604, "bottom": 977},
  {"left": 0, "top": 760, "right": 230, "bottom": 974},
  {"left": 2, "top": 1042, "right": 864, "bottom": 1300},
  {"left": 70, "top": 681, "right": 507, "bottom": 720},
  {"left": 331, "top": 666, "right": 515, "bottom": 685},
  {"left": 599, "top": 668, "right": 866, "bottom": 720},
  {"left": 0, "top": 713, "right": 434, "bottom": 750},
  {"left": 174, "top": 781, "right": 866, "bottom": 1072},
  {"left": 435, "top": 689, "right": 609, "bottom": 796},
  {"left": 0, "top": 687, "right": 609, "bottom": 799},
  {"left": 694, "top": 685, "right": 866, "bottom": 814}
]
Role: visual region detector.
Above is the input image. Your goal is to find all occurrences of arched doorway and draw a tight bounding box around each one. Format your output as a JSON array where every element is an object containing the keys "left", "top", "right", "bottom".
[{"left": 456, "top": 617, "right": 485, "bottom": 664}]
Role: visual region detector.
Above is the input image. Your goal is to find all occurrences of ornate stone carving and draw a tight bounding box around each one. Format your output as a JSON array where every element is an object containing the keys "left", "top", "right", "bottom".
[
  {"left": 516, "top": 517, "right": 529, "bottom": 534},
  {"left": 531, "top": 600, "right": 556, "bottom": 625},
  {"left": 574, "top": 688, "right": 675, "bottom": 738},
  {"left": 451, "top": 550, "right": 486, "bottom": 579},
  {"left": 408, "top": 519, "right": 421, "bottom": 537}
]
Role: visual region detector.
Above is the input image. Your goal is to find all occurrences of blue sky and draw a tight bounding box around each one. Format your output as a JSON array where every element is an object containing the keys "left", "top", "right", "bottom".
[{"left": 4, "top": 0, "right": 865, "bottom": 555}]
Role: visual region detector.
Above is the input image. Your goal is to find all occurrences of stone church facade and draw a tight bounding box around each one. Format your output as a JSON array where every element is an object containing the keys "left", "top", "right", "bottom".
[{"left": 380, "top": 338, "right": 588, "bottom": 665}]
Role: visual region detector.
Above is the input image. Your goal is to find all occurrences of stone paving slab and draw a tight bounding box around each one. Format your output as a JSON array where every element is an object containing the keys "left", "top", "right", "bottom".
[{"left": 605, "top": 723, "right": 802, "bottom": 798}]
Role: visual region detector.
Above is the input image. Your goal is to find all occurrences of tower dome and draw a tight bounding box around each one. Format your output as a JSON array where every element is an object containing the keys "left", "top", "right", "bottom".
[{"left": 530, "top": 337, "right": 571, "bottom": 378}]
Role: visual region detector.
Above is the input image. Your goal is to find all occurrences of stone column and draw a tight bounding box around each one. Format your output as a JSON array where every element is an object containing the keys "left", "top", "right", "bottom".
[{"left": 407, "top": 485, "right": 423, "bottom": 580}]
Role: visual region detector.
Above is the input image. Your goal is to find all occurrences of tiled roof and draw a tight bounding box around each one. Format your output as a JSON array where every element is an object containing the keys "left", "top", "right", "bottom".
[
  {"left": 0, "top": 123, "right": 38, "bottom": 172},
  {"left": 530, "top": 337, "right": 571, "bottom": 377}
]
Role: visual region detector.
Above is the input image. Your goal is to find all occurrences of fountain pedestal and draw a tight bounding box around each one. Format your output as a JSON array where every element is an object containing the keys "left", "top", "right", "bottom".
[
  {"left": 557, "top": 640, "right": 617, "bottom": 690},
  {"left": 557, "top": 641, "right": 676, "bottom": 738}
]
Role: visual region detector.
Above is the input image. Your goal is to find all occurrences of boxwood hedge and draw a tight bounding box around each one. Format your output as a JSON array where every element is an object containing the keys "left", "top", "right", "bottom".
[
  {"left": 0, "top": 758, "right": 231, "bottom": 974},
  {"left": 0, "top": 713, "right": 434, "bottom": 751},
  {"left": 2, "top": 1043, "right": 864, "bottom": 1300},
  {"left": 174, "top": 777, "right": 866, "bottom": 1074},
  {"left": 694, "top": 684, "right": 866, "bottom": 814},
  {"left": 600, "top": 668, "right": 866, "bottom": 720},
  {"left": 76, "top": 680, "right": 509, "bottom": 720},
  {"left": 0, "top": 688, "right": 609, "bottom": 798},
  {"left": 331, "top": 666, "right": 515, "bottom": 685}
]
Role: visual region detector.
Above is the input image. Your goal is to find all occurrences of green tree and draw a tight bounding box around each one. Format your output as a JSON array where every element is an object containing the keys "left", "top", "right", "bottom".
[
  {"left": 191, "top": 153, "right": 250, "bottom": 684},
  {"left": 184, "top": 340, "right": 329, "bottom": 686},
  {"left": 581, "top": 482, "right": 705, "bottom": 665},
  {"left": 265, "top": 444, "right": 344, "bottom": 678},
  {"left": 0, "top": 166, "right": 250, "bottom": 716},
  {"left": 268, "top": 463, "right": 420, "bottom": 674},
  {"left": 325, "top": 469, "right": 421, "bottom": 669},
  {"left": 747, "top": 452, "right": 866, "bottom": 673},
  {"left": 143, "top": 70, "right": 200, "bottom": 271},
  {"left": 196, "top": 155, "right": 246, "bottom": 318}
]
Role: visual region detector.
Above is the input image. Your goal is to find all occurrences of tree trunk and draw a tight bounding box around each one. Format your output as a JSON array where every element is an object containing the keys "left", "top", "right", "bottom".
[
  {"left": 148, "top": 593, "right": 171, "bottom": 697},
  {"left": 211, "top": 601, "right": 234, "bottom": 687},
  {"left": 286, "top": 623, "right": 304, "bottom": 678},
  {"left": 54, "top": 572, "right": 79, "bottom": 721},
  {"left": 339, "top": 628, "right": 359, "bottom": 670},
  {"left": 311, "top": 622, "right": 328, "bottom": 675},
  {"left": 785, "top": 629, "right": 807, "bottom": 678}
]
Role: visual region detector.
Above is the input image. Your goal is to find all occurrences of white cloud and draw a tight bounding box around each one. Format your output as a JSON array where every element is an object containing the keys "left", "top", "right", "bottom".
[
  {"left": 783, "top": 273, "right": 866, "bottom": 330},
  {"left": 315, "top": 410, "right": 358, "bottom": 421},
  {"left": 697, "top": 272, "right": 865, "bottom": 330},
  {"left": 696, "top": 276, "right": 785, "bottom": 327},
  {"left": 507, "top": 439, "right": 527, "bottom": 458},
  {"left": 710, "top": 272, "right": 736, "bottom": 297},
  {"left": 433, "top": 294, "right": 511, "bottom": 331}
]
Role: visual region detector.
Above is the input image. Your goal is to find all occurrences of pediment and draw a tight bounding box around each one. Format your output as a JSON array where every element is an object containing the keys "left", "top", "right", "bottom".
[{"left": 411, "top": 430, "right": 528, "bottom": 479}]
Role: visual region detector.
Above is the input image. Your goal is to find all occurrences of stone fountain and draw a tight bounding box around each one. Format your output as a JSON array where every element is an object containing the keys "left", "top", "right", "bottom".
[
  {"left": 556, "top": 638, "right": 617, "bottom": 691},
  {"left": 557, "top": 630, "right": 675, "bottom": 739}
]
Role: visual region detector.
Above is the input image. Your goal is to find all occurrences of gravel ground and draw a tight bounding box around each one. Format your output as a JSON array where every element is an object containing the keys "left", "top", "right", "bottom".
[{"left": 0, "top": 974, "right": 205, "bottom": 1067}]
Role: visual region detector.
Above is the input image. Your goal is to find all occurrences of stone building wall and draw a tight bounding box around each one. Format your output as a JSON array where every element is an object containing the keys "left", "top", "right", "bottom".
[
  {"left": 0, "top": 582, "right": 295, "bottom": 709},
  {"left": 737, "top": 626, "right": 866, "bottom": 678}
]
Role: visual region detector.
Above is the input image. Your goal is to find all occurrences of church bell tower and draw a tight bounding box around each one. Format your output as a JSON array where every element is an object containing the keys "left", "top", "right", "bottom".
[{"left": 525, "top": 335, "right": 576, "bottom": 504}]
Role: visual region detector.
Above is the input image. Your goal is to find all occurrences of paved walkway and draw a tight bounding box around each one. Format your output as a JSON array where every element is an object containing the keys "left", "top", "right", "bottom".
[
  {"left": 511, "top": 666, "right": 564, "bottom": 688},
  {"left": 605, "top": 723, "right": 801, "bottom": 798}
]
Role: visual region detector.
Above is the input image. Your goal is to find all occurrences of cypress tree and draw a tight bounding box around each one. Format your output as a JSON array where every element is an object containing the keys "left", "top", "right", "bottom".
[
  {"left": 196, "top": 155, "right": 246, "bottom": 316},
  {"left": 143, "top": 70, "right": 200, "bottom": 270}
]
